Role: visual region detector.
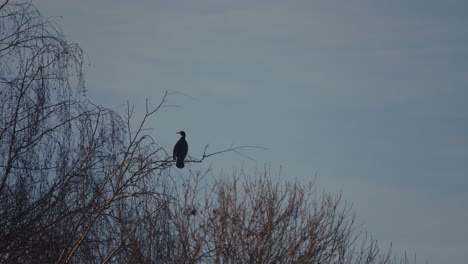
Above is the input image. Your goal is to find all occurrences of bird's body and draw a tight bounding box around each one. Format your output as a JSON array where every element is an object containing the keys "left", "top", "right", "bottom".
[{"left": 173, "top": 131, "right": 188, "bottom": 169}]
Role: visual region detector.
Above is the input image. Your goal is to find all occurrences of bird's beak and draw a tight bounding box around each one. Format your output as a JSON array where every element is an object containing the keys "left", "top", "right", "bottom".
[{"left": 176, "top": 132, "right": 180, "bottom": 135}]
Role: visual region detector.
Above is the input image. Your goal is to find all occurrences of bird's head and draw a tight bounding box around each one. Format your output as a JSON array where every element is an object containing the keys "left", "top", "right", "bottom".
[{"left": 176, "top": 131, "right": 186, "bottom": 138}]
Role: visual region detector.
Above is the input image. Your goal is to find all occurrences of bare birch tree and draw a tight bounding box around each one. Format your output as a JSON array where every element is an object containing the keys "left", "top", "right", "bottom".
[{"left": 1, "top": 2, "right": 176, "bottom": 263}]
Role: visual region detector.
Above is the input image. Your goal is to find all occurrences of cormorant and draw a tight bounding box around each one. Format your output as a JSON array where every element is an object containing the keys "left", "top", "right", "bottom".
[{"left": 173, "top": 131, "right": 188, "bottom": 169}]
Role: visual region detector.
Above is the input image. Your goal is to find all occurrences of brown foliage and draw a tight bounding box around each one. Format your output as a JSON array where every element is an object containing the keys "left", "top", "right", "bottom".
[{"left": 169, "top": 169, "right": 415, "bottom": 264}]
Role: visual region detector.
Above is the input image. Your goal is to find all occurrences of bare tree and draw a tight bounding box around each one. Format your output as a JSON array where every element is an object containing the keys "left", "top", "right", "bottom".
[
  {"left": 1, "top": 2, "right": 178, "bottom": 263},
  {"left": 169, "top": 168, "right": 417, "bottom": 264}
]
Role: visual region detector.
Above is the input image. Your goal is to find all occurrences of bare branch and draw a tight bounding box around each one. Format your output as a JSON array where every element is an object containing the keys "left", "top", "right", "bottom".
[{"left": 186, "top": 145, "right": 267, "bottom": 164}]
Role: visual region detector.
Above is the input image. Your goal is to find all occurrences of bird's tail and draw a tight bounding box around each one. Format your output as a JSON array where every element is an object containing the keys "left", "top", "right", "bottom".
[{"left": 176, "top": 160, "right": 185, "bottom": 169}]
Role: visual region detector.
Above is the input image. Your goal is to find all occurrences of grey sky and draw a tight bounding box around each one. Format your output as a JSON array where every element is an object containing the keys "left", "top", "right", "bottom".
[{"left": 37, "top": 0, "right": 468, "bottom": 263}]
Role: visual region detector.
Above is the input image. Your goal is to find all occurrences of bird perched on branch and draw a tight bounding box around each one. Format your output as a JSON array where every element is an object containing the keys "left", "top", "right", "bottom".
[{"left": 173, "top": 131, "right": 188, "bottom": 169}]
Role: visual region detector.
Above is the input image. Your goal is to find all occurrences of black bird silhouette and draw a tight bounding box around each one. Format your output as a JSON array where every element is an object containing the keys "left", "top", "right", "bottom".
[{"left": 173, "top": 131, "right": 188, "bottom": 169}]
